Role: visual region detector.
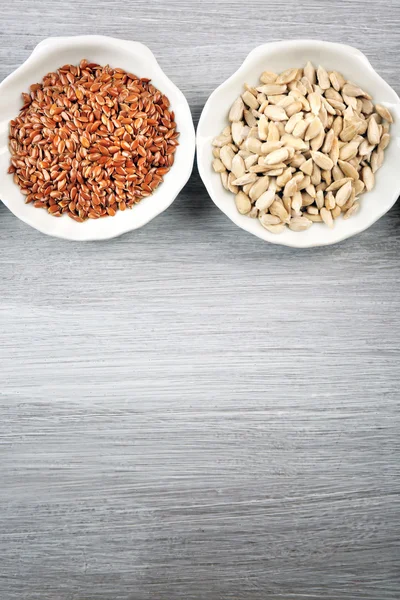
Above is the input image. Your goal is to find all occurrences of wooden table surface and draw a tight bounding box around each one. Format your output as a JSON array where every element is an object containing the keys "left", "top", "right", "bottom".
[{"left": 1, "top": 1, "right": 400, "bottom": 599}]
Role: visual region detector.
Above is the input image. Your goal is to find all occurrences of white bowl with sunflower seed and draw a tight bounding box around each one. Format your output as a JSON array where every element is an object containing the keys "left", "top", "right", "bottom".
[
  {"left": 197, "top": 40, "right": 400, "bottom": 247},
  {"left": 0, "top": 35, "right": 195, "bottom": 241}
]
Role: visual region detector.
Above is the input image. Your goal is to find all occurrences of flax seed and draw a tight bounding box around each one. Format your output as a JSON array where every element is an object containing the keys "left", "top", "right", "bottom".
[{"left": 8, "top": 59, "right": 178, "bottom": 221}]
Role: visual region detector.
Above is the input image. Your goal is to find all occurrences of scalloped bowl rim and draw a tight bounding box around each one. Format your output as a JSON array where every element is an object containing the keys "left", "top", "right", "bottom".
[
  {"left": 197, "top": 40, "right": 400, "bottom": 248},
  {"left": 0, "top": 35, "right": 195, "bottom": 241}
]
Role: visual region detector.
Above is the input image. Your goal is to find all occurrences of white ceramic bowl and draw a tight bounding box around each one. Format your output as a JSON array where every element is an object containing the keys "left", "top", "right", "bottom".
[
  {"left": 197, "top": 40, "right": 400, "bottom": 247},
  {"left": 0, "top": 35, "right": 195, "bottom": 241}
]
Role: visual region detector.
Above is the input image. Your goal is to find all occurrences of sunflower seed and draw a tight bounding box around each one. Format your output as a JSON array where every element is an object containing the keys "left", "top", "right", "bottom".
[
  {"left": 289, "top": 216, "right": 312, "bottom": 231},
  {"left": 342, "top": 94, "right": 358, "bottom": 109},
  {"left": 366, "top": 116, "right": 381, "bottom": 145},
  {"left": 276, "top": 68, "right": 299, "bottom": 85},
  {"left": 248, "top": 165, "right": 269, "bottom": 173},
  {"left": 242, "top": 182, "right": 253, "bottom": 194},
  {"left": 232, "top": 172, "right": 258, "bottom": 186},
  {"left": 378, "top": 133, "right": 390, "bottom": 152},
  {"left": 311, "top": 151, "right": 334, "bottom": 171},
  {"left": 358, "top": 139, "right": 376, "bottom": 156},
  {"left": 244, "top": 154, "right": 259, "bottom": 169},
  {"left": 322, "top": 169, "right": 332, "bottom": 186},
  {"left": 283, "top": 177, "right": 298, "bottom": 197},
  {"left": 342, "top": 83, "right": 368, "bottom": 97},
  {"left": 270, "top": 200, "right": 290, "bottom": 222},
  {"left": 297, "top": 175, "right": 310, "bottom": 191},
  {"left": 343, "top": 202, "right": 360, "bottom": 219},
  {"left": 291, "top": 190, "right": 303, "bottom": 213},
  {"left": 300, "top": 76, "right": 313, "bottom": 95},
  {"left": 305, "top": 205, "right": 319, "bottom": 216},
  {"left": 362, "top": 165, "right": 375, "bottom": 191},
  {"left": 289, "top": 89, "right": 310, "bottom": 111},
  {"left": 285, "top": 112, "right": 304, "bottom": 134},
  {"left": 311, "top": 163, "right": 322, "bottom": 186},
  {"left": 360, "top": 98, "right": 373, "bottom": 115},
  {"left": 264, "top": 105, "right": 288, "bottom": 121},
  {"left": 331, "top": 117, "right": 343, "bottom": 138},
  {"left": 260, "top": 71, "right": 277, "bottom": 83},
  {"left": 304, "top": 184, "right": 315, "bottom": 198},
  {"left": 275, "top": 167, "right": 292, "bottom": 187},
  {"left": 255, "top": 188, "right": 276, "bottom": 211},
  {"left": 370, "top": 150, "right": 384, "bottom": 173},
  {"left": 259, "top": 141, "right": 283, "bottom": 155},
  {"left": 258, "top": 84, "right": 288, "bottom": 95},
  {"left": 218, "top": 170, "right": 229, "bottom": 190},
  {"left": 310, "top": 130, "right": 325, "bottom": 151},
  {"left": 212, "top": 134, "right": 232, "bottom": 147},
  {"left": 249, "top": 176, "right": 270, "bottom": 200},
  {"left": 315, "top": 65, "right": 330, "bottom": 90},
  {"left": 320, "top": 207, "right": 334, "bottom": 227},
  {"left": 265, "top": 167, "right": 284, "bottom": 176},
  {"left": 324, "top": 191, "right": 335, "bottom": 210},
  {"left": 337, "top": 160, "right": 359, "bottom": 180},
  {"left": 353, "top": 179, "right": 365, "bottom": 195},
  {"left": 220, "top": 145, "right": 235, "bottom": 170},
  {"left": 257, "top": 92, "right": 267, "bottom": 104},
  {"left": 244, "top": 137, "right": 263, "bottom": 154},
  {"left": 292, "top": 120, "right": 308, "bottom": 139},
  {"left": 290, "top": 153, "right": 307, "bottom": 168},
  {"left": 322, "top": 129, "right": 335, "bottom": 154},
  {"left": 212, "top": 158, "right": 225, "bottom": 173},
  {"left": 259, "top": 221, "right": 286, "bottom": 233},
  {"left": 212, "top": 63, "right": 392, "bottom": 233},
  {"left": 304, "top": 61, "right": 316, "bottom": 85},
  {"left": 341, "top": 193, "right": 356, "bottom": 212},
  {"left": 246, "top": 207, "right": 257, "bottom": 218},
  {"left": 335, "top": 180, "right": 353, "bottom": 207},
  {"left": 327, "top": 98, "right": 346, "bottom": 112},
  {"left": 231, "top": 122, "right": 246, "bottom": 146},
  {"left": 259, "top": 213, "right": 282, "bottom": 225},
  {"left": 231, "top": 154, "right": 246, "bottom": 178},
  {"left": 339, "top": 141, "right": 359, "bottom": 161},
  {"left": 228, "top": 172, "right": 239, "bottom": 194},
  {"left": 299, "top": 158, "right": 314, "bottom": 176},
  {"left": 264, "top": 148, "right": 290, "bottom": 165},
  {"left": 313, "top": 189, "right": 323, "bottom": 209},
  {"left": 267, "top": 122, "right": 281, "bottom": 142},
  {"left": 243, "top": 110, "right": 257, "bottom": 127},
  {"left": 340, "top": 124, "right": 359, "bottom": 142},
  {"left": 256, "top": 115, "right": 268, "bottom": 141},
  {"left": 285, "top": 101, "right": 303, "bottom": 118},
  {"left": 328, "top": 136, "right": 339, "bottom": 166},
  {"left": 332, "top": 165, "right": 344, "bottom": 181},
  {"left": 329, "top": 70, "right": 346, "bottom": 91},
  {"left": 326, "top": 177, "right": 352, "bottom": 192},
  {"left": 229, "top": 97, "right": 245, "bottom": 122},
  {"left": 277, "top": 95, "right": 297, "bottom": 108},
  {"left": 235, "top": 191, "right": 252, "bottom": 214},
  {"left": 304, "top": 116, "right": 323, "bottom": 141},
  {"left": 247, "top": 126, "right": 260, "bottom": 139}
]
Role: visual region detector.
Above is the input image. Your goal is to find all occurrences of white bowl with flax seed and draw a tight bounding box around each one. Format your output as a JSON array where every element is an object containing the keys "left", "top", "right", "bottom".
[
  {"left": 197, "top": 40, "right": 400, "bottom": 247},
  {"left": 0, "top": 35, "right": 195, "bottom": 241}
]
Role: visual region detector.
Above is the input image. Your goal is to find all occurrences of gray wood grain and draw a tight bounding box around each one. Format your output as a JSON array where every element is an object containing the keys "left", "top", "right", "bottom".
[{"left": 1, "top": 1, "right": 400, "bottom": 599}]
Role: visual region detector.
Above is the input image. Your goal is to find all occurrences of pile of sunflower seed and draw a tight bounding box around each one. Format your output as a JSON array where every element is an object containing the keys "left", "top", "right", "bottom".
[{"left": 212, "top": 63, "right": 392, "bottom": 233}]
